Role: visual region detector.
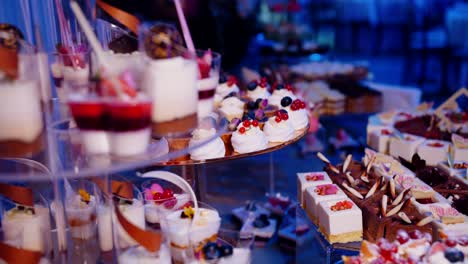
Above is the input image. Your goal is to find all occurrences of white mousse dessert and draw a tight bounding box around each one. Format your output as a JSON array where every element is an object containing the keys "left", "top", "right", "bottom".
[
  {"left": 118, "top": 244, "right": 171, "bottom": 264},
  {"left": 0, "top": 80, "right": 43, "bottom": 145},
  {"left": 2, "top": 205, "right": 51, "bottom": 253},
  {"left": 296, "top": 171, "right": 333, "bottom": 207},
  {"left": 164, "top": 206, "right": 221, "bottom": 263},
  {"left": 304, "top": 184, "right": 347, "bottom": 225},
  {"left": 269, "top": 85, "right": 296, "bottom": 108},
  {"left": 231, "top": 119, "right": 268, "bottom": 154},
  {"left": 417, "top": 140, "right": 451, "bottom": 166},
  {"left": 389, "top": 134, "right": 425, "bottom": 162},
  {"left": 188, "top": 127, "right": 226, "bottom": 160},
  {"left": 263, "top": 110, "right": 295, "bottom": 143},
  {"left": 97, "top": 199, "right": 145, "bottom": 252},
  {"left": 214, "top": 76, "right": 240, "bottom": 107},
  {"left": 65, "top": 191, "right": 97, "bottom": 240}
]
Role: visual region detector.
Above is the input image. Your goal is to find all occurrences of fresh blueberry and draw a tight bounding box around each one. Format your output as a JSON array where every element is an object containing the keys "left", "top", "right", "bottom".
[
  {"left": 253, "top": 214, "right": 270, "bottom": 228},
  {"left": 261, "top": 116, "right": 269, "bottom": 122},
  {"left": 280, "top": 96, "right": 293, "bottom": 107},
  {"left": 276, "top": 84, "right": 285, "bottom": 90},
  {"left": 224, "top": 92, "right": 237, "bottom": 99},
  {"left": 219, "top": 74, "right": 228, "bottom": 83},
  {"left": 279, "top": 109, "right": 288, "bottom": 115},
  {"left": 246, "top": 101, "right": 257, "bottom": 110},
  {"left": 247, "top": 111, "right": 256, "bottom": 119},
  {"left": 242, "top": 114, "right": 249, "bottom": 121},
  {"left": 203, "top": 242, "right": 221, "bottom": 260},
  {"left": 219, "top": 244, "right": 234, "bottom": 257},
  {"left": 445, "top": 248, "right": 464, "bottom": 263},
  {"left": 247, "top": 81, "right": 257, "bottom": 91}
]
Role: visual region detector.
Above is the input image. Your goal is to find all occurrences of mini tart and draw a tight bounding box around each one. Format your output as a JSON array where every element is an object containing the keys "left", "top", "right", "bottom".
[
  {"left": 263, "top": 111, "right": 295, "bottom": 143},
  {"left": 230, "top": 119, "right": 267, "bottom": 154}
]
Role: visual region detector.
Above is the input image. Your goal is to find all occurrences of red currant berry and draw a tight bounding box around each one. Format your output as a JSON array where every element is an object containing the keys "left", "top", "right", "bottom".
[
  {"left": 300, "top": 102, "right": 306, "bottom": 109},
  {"left": 445, "top": 238, "right": 457, "bottom": 247},
  {"left": 252, "top": 120, "right": 259, "bottom": 127},
  {"left": 291, "top": 105, "right": 298, "bottom": 111},
  {"left": 275, "top": 111, "right": 282, "bottom": 118},
  {"left": 239, "top": 127, "right": 246, "bottom": 134},
  {"left": 275, "top": 117, "right": 282, "bottom": 123},
  {"left": 164, "top": 198, "right": 177, "bottom": 209},
  {"left": 162, "top": 188, "right": 174, "bottom": 199},
  {"left": 243, "top": 120, "right": 251, "bottom": 127},
  {"left": 285, "top": 84, "right": 293, "bottom": 91},
  {"left": 459, "top": 236, "right": 468, "bottom": 246},
  {"left": 396, "top": 230, "right": 410, "bottom": 244},
  {"left": 281, "top": 113, "right": 289, "bottom": 120},
  {"left": 408, "top": 230, "right": 422, "bottom": 240},
  {"left": 153, "top": 192, "right": 163, "bottom": 203}
]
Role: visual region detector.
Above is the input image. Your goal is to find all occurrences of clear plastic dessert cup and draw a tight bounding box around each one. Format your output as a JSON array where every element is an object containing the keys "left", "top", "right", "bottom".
[
  {"left": 141, "top": 178, "right": 193, "bottom": 229},
  {"left": 97, "top": 182, "right": 145, "bottom": 252},
  {"left": 65, "top": 65, "right": 153, "bottom": 157},
  {"left": 114, "top": 231, "right": 171, "bottom": 264},
  {"left": 196, "top": 50, "right": 221, "bottom": 119},
  {"left": 159, "top": 201, "right": 221, "bottom": 263},
  {"left": 139, "top": 22, "right": 199, "bottom": 137}
]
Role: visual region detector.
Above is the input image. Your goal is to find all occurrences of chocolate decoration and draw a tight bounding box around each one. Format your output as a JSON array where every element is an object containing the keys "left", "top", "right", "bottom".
[
  {"left": 0, "top": 183, "right": 34, "bottom": 207},
  {"left": 96, "top": 0, "right": 140, "bottom": 35},
  {"left": 114, "top": 202, "right": 162, "bottom": 252},
  {"left": 92, "top": 179, "right": 133, "bottom": 200},
  {"left": 0, "top": 24, "right": 24, "bottom": 49},
  {"left": 143, "top": 23, "right": 186, "bottom": 59},
  {"left": 0, "top": 242, "right": 43, "bottom": 264}
]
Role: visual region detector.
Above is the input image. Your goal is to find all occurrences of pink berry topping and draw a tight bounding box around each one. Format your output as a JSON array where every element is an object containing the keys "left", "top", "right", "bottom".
[
  {"left": 227, "top": 76, "right": 237, "bottom": 87},
  {"left": 396, "top": 230, "right": 410, "bottom": 244},
  {"left": 239, "top": 127, "right": 246, "bottom": 134},
  {"left": 274, "top": 110, "right": 289, "bottom": 123},
  {"left": 428, "top": 142, "right": 444, "bottom": 148},
  {"left": 306, "top": 173, "right": 325, "bottom": 181},
  {"left": 314, "top": 184, "right": 339, "bottom": 195},
  {"left": 330, "top": 200, "right": 353, "bottom": 211}
]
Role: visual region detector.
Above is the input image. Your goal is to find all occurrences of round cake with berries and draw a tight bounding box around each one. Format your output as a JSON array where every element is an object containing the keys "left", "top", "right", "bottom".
[
  {"left": 231, "top": 119, "right": 268, "bottom": 154},
  {"left": 263, "top": 110, "right": 295, "bottom": 143}
]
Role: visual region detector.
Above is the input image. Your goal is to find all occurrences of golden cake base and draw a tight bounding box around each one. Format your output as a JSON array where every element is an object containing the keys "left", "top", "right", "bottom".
[
  {"left": 152, "top": 113, "right": 198, "bottom": 138},
  {"left": 318, "top": 227, "right": 363, "bottom": 244}
]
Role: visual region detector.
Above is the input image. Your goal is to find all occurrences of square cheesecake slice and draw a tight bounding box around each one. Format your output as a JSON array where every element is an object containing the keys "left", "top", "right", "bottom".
[
  {"left": 303, "top": 184, "right": 347, "bottom": 225},
  {"left": 416, "top": 140, "right": 451, "bottom": 166},
  {"left": 297, "top": 172, "right": 332, "bottom": 207},
  {"left": 368, "top": 127, "right": 394, "bottom": 154},
  {"left": 317, "top": 198, "right": 363, "bottom": 244},
  {"left": 389, "top": 134, "right": 425, "bottom": 162}
]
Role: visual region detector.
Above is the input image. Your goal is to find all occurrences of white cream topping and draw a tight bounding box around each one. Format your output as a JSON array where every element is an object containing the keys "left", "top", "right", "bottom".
[
  {"left": 218, "top": 97, "right": 245, "bottom": 121},
  {"left": 282, "top": 107, "right": 308, "bottom": 130},
  {"left": 189, "top": 128, "right": 226, "bottom": 160},
  {"left": 269, "top": 90, "right": 296, "bottom": 108},
  {"left": 216, "top": 82, "right": 240, "bottom": 98},
  {"left": 231, "top": 124, "right": 268, "bottom": 153},
  {"left": 118, "top": 244, "right": 171, "bottom": 264},
  {"left": 263, "top": 116, "right": 295, "bottom": 143},
  {"left": 246, "top": 86, "right": 271, "bottom": 101}
]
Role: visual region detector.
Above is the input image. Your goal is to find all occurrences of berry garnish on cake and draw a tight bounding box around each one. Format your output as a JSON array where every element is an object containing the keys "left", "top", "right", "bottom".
[
  {"left": 330, "top": 200, "right": 353, "bottom": 211},
  {"left": 197, "top": 50, "right": 212, "bottom": 79}
]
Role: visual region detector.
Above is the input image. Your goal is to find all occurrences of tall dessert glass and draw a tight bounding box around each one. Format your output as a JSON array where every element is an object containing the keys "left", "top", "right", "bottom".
[
  {"left": 196, "top": 50, "right": 221, "bottom": 118},
  {"left": 65, "top": 61, "right": 153, "bottom": 157},
  {"left": 139, "top": 22, "right": 199, "bottom": 137}
]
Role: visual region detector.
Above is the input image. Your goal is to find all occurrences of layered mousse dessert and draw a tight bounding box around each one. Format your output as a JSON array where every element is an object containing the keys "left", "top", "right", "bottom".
[
  {"left": 51, "top": 44, "right": 89, "bottom": 102},
  {"left": 368, "top": 128, "right": 394, "bottom": 154},
  {"left": 0, "top": 24, "right": 43, "bottom": 157},
  {"left": 65, "top": 188, "right": 97, "bottom": 240},
  {"left": 296, "top": 171, "right": 333, "bottom": 206},
  {"left": 416, "top": 140, "right": 451, "bottom": 166},
  {"left": 141, "top": 23, "right": 198, "bottom": 136},
  {"left": 451, "top": 134, "right": 468, "bottom": 162},
  {"left": 163, "top": 206, "right": 221, "bottom": 262},
  {"left": 196, "top": 50, "right": 220, "bottom": 118},
  {"left": 230, "top": 119, "right": 268, "bottom": 154},
  {"left": 118, "top": 243, "right": 171, "bottom": 264},
  {"left": 303, "top": 183, "right": 347, "bottom": 224},
  {"left": 97, "top": 192, "right": 145, "bottom": 252},
  {"left": 68, "top": 70, "right": 152, "bottom": 156},
  {"left": 317, "top": 198, "right": 362, "bottom": 243},
  {"left": 263, "top": 110, "right": 295, "bottom": 143},
  {"left": 389, "top": 134, "right": 425, "bottom": 162}
]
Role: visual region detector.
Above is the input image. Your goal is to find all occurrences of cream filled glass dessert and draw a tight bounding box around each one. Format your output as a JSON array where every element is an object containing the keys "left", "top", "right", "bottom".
[
  {"left": 140, "top": 23, "right": 198, "bottom": 137},
  {"left": 231, "top": 119, "right": 268, "bottom": 154},
  {"left": 246, "top": 79, "right": 271, "bottom": 101},
  {"left": 65, "top": 181, "right": 99, "bottom": 240},
  {"left": 214, "top": 75, "right": 240, "bottom": 107},
  {"left": 263, "top": 110, "right": 295, "bottom": 143},
  {"left": 269, "top": 84, "right": 297, "bottom": 108},
  {"left": 117, "top": 243, "right": 171, "bottom": 264},
  {"left": 218, "top": 96, "right": 245, "bottom": 122},
  {"left": 279, "top": 96, "right": 308, "bottom": 130},
  {"left": 97, "top": 184, "right": 145, "bottom": 252},
  {"left": 161, "top": 204, "right": 221, "bottom": 263},
  {"left": 51, "top": 45, "right": 90, "bottom": 102},
  {"left": 188, "top": 127, "right": 226, "bottom": 160},
  {"left": 196, "top": 50, "right": 221, "bottom": 118},
  {"left": 67, "top": 69, "right": 152, "bottom": 156}
]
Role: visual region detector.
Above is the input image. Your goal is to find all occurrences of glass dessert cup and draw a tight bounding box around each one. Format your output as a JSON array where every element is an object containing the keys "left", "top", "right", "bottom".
[
  {"left": 142, "top": 178, "right": 193, "bottom": 230},
  {"left": 159, "top": 201, "right": 221, "bottom": 263},
  {"left": 50, "top": 48, "right": 90, "bottom": 103},
  {"left": 114, "top": 232, "right": 172, "bottom": 264},
  {"left": 196, "top": 50, "right": 221, "bottom": 119},
  {"left": 97, "top": 182, "right": 145, "bottom": 253},
  {"left": 65, "top": 69, "right": 153, "bottom": 157},
  {"left": 139, "top": 22, "right": 199, "bottom": 138},
  {"left": 188, "top": 228, "right": 254, "bottom": 264}
]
